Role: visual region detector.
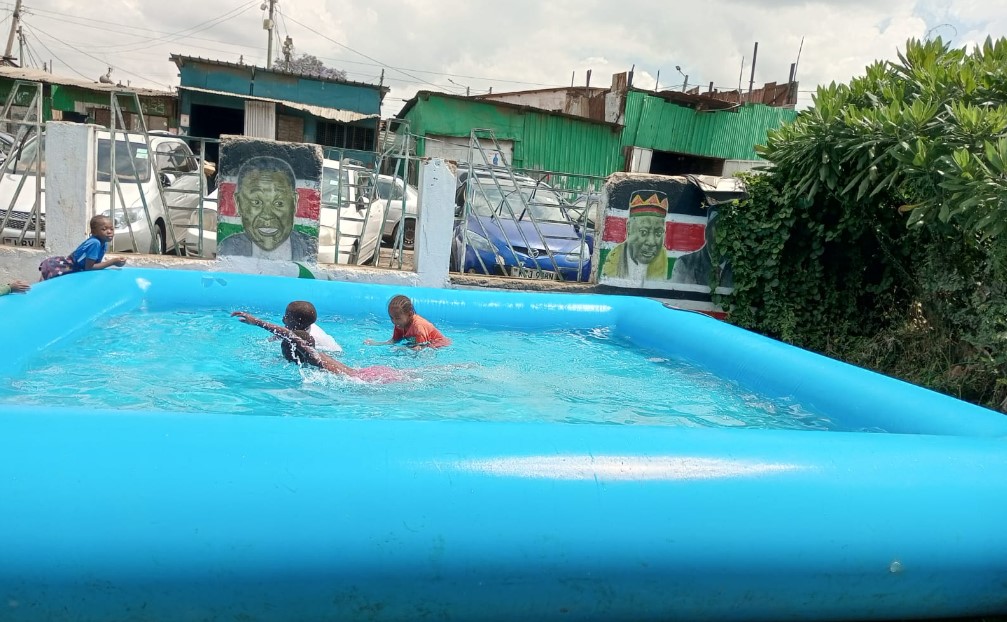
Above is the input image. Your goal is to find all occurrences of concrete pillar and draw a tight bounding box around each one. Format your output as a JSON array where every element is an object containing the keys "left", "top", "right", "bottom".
[
  {"left": 414, "top": 158, "right": 455, "bottom": 288},
  {"left": 44, "top": 122, "right": 95, "bottom": 256}
]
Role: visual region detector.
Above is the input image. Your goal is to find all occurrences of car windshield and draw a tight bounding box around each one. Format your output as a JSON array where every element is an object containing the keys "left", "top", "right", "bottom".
[
  {"left": 96, "top": 139, "right": 151, "bottom": 183},
  {"left": 321, "top": 166, "right": 353, "bottom": 207},
  {"left": 5, "top": 133, "right": 43, "bottom": 174},
  {"left": 467, "top": 178, "right": 569, "bottom": 222},
  {"left": 374, "top": 178, "right": 418, "bottom": 203}
]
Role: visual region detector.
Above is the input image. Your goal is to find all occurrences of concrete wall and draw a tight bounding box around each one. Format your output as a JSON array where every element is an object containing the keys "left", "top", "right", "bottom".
[{"left": 0, "top": 123, "right": 453, "bottom": 290}]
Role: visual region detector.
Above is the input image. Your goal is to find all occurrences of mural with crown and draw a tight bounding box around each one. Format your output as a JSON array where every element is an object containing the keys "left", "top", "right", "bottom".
[{"left": 596, "top": 173, "right": 742, "bottom": 311}]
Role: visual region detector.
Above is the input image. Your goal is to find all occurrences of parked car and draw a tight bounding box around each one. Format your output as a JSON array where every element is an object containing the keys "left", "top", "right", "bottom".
[
  {"left": 570, "top": 192, "right": 603, "bottom": 230},
  {"left": 451, "top": 167, "right": 593, "bottom": 281},
  {"left": 0, "top": 130, "right": 203, "bottom": 254},
  {"left": 184, "top": 158, "right": 383, "bottom": 265},
  {"left": 371, "top": 174, "right": 419, "bottom": 249},
  {"left": 0, "top": 131, "right": 16, "bottom": 164}
]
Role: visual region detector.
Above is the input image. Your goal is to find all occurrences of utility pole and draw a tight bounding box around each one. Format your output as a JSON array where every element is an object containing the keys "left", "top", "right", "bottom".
[
  {"left": 17, "top": 26, "right": 23, "bottom": 68},
  {"left": 264, "top": 0, "right": 276, "bottom": 69},
  {"left": 2, "top": 0, "right": 23, "bottom": 66},
  {"left": 748, "top": 41, "right": 759, "bottom": 102}
]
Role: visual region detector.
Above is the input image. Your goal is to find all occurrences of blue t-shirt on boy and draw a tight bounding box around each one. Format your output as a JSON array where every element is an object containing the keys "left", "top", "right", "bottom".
[{"left": 72, "top": 235, "right": 107, "bottom": 271}]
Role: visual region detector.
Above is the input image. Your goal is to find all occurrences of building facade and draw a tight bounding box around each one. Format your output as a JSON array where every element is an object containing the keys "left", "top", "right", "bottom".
[
  {"left": 397, "top": 72, "right": 797, "bottom": 179},
  {"left": 171, "top": 55, "right": 387, "bottom": 163},
  {"left": 0, "top": 66, "right": 176, "bottom": 132}
]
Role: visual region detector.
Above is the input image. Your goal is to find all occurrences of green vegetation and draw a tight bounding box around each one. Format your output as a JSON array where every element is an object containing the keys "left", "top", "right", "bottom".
[{"left": 714, "top": 37, "right": 1007, "bottom": 411}]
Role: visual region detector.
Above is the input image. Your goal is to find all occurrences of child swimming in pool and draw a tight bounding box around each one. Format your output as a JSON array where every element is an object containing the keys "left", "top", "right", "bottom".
[
  {"left": 364, "top": 294, "right": 451, "bottom": 350},
  {"left": 279, "top": 300, "right": 342, "bottom": 354},
  {"left": 232, "top": 311, "right": 404, "bottom": 383}
]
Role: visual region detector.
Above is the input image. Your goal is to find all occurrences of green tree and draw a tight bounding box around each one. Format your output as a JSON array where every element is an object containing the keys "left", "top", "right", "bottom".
[
  {"left": 276, "top": 52, "right": 347, "bottom": 81},
  {"left": 715, "top": 37, "right": 1007, "bottom": 410}
]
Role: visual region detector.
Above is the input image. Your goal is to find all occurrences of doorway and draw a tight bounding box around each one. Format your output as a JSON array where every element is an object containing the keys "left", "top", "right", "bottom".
[{"left": 189, "top": 104, "right": 244, "bottom": 164}]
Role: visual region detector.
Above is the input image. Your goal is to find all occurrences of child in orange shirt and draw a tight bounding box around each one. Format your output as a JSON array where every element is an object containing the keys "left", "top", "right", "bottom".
[{"left": 364, "top": 294, "right": 451, "bottom": 350}]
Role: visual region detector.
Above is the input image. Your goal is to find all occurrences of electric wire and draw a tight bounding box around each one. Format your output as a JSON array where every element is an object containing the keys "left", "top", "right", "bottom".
[
  {"left": 277, "top": 9, "right": 453, "bottom": 93},
  {"left": 20, "top": 23, "right": 91, "bottom": 79},
  {"left": 23, "top": 21, "right": 169, "bottom": 87},
  {"left": 51, "top": 1, "right": 260, "bottom": 55},
  {"left": 21, "top": 2, "right": 258, "bottom": 52}
]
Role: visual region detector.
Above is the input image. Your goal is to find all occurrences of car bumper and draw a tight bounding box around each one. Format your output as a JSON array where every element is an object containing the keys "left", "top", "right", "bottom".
[{"left": 460, "top": 246, "right": 592, "bottom": 282}]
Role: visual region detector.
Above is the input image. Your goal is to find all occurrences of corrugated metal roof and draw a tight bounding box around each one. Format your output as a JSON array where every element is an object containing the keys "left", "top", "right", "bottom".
[
  {"left": 170, "top": 54, "right": 388, "bottom": 94},
  {"left": 621, "top": 91, "right": 796, "bottom": 160},
  {"left": 177, "top": 86, "right": 378, "bottom": 123},
  {"left": 0, "top": 66, "right": 173, "bottom": 97},
  {"left": 397, "top": 91, "right": 619, "bottom": 128}
]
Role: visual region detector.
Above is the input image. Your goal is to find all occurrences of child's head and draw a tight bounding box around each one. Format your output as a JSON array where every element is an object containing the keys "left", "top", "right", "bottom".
[
  {"left": 283, "top": 300, "right": 318, "bottom": 330},
  {"left": 281, "top": 329, "right": 315, "bottom": 363},
  {"left": 90, "top": 215, "right": 114, "bottom": 242},
  {"left": 387, "top": 295, "right": 414, "bottom": 329}
]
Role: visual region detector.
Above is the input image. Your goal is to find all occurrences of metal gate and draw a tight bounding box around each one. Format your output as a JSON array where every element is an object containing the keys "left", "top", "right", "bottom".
[
  {"left": 451, "top": 129, "right": 601, "bottom": 283},
  {"left": 0, "top": 80, "right": 45, "bottom": 249}
]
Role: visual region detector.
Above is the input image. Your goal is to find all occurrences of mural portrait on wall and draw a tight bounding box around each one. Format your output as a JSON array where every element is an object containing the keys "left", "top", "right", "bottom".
[
  {"left": 216, "top": 138, "right": 322, "bottom": 263},
  {"left": 597, "top": 174, "right": 739, "bottom": 296},
  {"left": 600, "top": 190, "right": 670, "bottom": 282}
]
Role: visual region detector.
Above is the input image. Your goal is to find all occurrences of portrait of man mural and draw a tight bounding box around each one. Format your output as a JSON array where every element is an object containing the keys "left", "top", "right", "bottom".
[
  {"left": 600, "top": 190, "right": 669, "bottom": 283},
  {"left": 215, "top": 138, "right": 322, "bottom": 263}
]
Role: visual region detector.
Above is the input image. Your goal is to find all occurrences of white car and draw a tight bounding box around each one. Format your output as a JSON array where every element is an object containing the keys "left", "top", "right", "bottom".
[
  {"left": 371, "top": 175, "right": 419, "bottom": 250},
  {"left": 184, "top": 158, "right": 383, "bottom": 265},
  {"left": 0, "top": 130, "right": 203, "bottom": 254}
]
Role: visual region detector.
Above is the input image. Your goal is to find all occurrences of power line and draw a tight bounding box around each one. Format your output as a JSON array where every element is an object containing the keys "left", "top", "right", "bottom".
[
  {"left": 38, "top": 1, "right": 259, "bottom": 55},
  {"left": 21, "top": 3, "right": 257, "bottom": 52},
  {"left": 23, "top": 21, "right": 169, "bottom": 87},
  {"left": 20, "top": 23, "right": 90, "bottom": 79},
  {"left": 277, "top": 10, "right": 450, "bottom": 92}
]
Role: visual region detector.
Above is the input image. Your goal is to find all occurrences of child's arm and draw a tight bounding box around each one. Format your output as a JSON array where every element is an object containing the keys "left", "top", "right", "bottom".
[
  {"left": 363, "top": 337, "right": 396, "bottom": 346},
  {"left": 1, "top": 280, "right": 29, "bottom": 295},
  {"left": 84, "top": 256, "right": 126, "bottom": 271},
  {"left": 232, "top": 312, "right": 355, "bottom": 376}
]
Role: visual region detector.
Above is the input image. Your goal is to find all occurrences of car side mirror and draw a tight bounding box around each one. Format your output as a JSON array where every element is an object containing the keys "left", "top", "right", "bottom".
[{"left": 159, "top": 172, "right": 172, "bottom": 188}]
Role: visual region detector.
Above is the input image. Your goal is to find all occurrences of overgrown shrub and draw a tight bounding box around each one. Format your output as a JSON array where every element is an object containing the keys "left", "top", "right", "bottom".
[{"left": 714, "top": 37, "right": 1007, "bottom": 411}]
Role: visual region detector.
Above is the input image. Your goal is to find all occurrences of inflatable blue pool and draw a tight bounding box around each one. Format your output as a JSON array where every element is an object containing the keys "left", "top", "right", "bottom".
[{"left": 2, "top": 268, "right": 1006, "bottom": 622}]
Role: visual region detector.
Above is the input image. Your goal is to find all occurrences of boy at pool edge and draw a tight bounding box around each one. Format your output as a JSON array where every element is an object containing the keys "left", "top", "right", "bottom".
[
  {"left": 280, "top": 300, "right": 342, "bottom": 354},
  {"left": 38, "top": 215, "right": 126, "bottom": 281},
  {"left": 232, "top": 311, "right": 406, "bottom": 383},
  {"left": 364, "top": 294, "right": 451, "bottom": 350}
]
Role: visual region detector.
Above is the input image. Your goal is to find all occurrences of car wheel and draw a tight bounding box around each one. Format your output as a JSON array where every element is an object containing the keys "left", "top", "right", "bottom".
[
  {"left": 396, "top": 219, "right": 416, "bottom": 250},
  {"left": 151, "top": 220, "right": 166, "bottom": 255}
]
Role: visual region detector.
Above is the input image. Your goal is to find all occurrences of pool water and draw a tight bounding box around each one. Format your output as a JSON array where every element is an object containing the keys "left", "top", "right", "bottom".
[{"left": 1, "top": 308, "right": 837, "bottom": 430}]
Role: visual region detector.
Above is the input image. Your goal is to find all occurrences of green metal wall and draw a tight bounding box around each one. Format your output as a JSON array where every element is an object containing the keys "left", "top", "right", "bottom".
[
  {"left": 403, "top": 94, "right": 620, "bottom": 177},
  {"left": 0, "top": 79, "right": 53, "bottom": 121},
  {"left": 620, "top": 90, "right": 796, "bottom": 160},
  {"left": 401, "top": 91, "right": 796, "bottom": 177}
]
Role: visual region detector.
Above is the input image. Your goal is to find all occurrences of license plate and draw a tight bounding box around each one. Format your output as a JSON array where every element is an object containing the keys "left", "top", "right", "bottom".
[
  {"left": 2, "top": 237, "right": 38, "bottom": 247},
  {"left": 510, "top": 266, "right": 559, "bottom": 280}
]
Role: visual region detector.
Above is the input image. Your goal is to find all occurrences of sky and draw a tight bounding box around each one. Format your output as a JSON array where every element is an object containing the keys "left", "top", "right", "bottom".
[{"left": 3, "top": 0, "right": 1003, "bottom": 117}]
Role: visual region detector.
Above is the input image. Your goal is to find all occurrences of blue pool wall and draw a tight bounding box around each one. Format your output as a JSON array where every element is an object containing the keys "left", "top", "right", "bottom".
[
  {"left": 7, "top": 267, "right": 1007, "bottom": 437},
  {"left": 2, "top": 268, "right": 1007, "bottom": 621}
]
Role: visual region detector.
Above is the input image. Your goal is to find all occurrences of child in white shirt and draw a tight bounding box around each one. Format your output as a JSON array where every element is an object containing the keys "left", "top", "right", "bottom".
[{"left": 280, "top": 300, "right": 343, "bottom": 355}]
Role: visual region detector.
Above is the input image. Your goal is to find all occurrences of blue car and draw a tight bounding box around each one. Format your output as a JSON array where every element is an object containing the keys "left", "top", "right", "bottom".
[{"left": 451, "top": 170, "right": 594, "bottom": 282}]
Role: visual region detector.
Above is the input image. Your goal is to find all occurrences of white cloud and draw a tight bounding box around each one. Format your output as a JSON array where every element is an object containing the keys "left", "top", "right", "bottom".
[{"left": 10, "top": 0, "right": 1007, "bottom": 115}]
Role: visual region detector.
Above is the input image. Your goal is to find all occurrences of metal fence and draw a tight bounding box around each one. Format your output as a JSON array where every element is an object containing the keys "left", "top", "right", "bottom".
[{"left": 450, "top": 130, "right": 605, "bottom": 283}]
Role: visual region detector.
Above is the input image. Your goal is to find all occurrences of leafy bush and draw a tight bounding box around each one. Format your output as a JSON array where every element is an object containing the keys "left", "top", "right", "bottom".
[{"left": 714, "top": 37, "right": 1007, "bottom": 411}]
